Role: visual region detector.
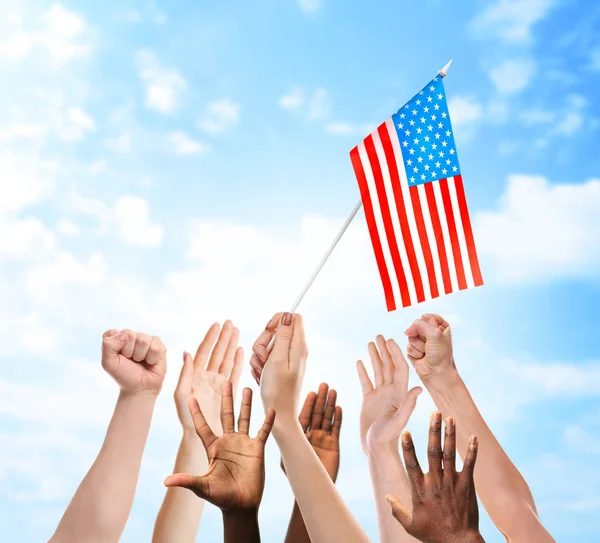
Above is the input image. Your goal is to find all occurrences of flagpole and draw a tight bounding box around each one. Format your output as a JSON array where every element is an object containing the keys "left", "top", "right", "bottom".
[{"left": 266, "top": 59, "right": 453, "bottom": 351}]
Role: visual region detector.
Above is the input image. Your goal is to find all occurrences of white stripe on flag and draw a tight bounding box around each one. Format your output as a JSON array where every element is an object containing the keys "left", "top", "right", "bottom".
[
  {"left": 417, "top": 182, "right": 445, "bottom": 295},
  {"left": 448, "top": 176, "right": 475, "bottom": 289},
  {"left": 432, "top": 179, "right": 459, "bottom": 293}
]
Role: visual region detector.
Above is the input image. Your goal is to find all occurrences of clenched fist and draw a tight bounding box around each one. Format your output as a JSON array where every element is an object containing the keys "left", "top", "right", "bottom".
[{"left": 101, "top": 329, "right": 167, "bottom": 395}]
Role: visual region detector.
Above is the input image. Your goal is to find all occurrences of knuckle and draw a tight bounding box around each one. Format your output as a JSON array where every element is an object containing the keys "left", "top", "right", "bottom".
[
  {"left": 442, "top": 449, "right": 456, "bottom": 460},
  {"left": 428, "top": 446, "right": 442, "bottom": 459}
]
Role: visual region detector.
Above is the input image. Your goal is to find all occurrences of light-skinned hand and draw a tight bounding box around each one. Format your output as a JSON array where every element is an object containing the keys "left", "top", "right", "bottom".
[
  {"left": 251, "top": 312, "right": 307, "bottom": 422},
  {"left": 386, "top": 413, "right": 484, "bottom": 543},
  {"left": 404, "top": 314, "right": 456, "bottom": 383},
  {"left": 281, "top": 384, "right": 342, "bottom": 481},
  {"left": 101, "top": 329, "right": 167, "bottom": 395},
  {"left": 174, "top": 321, "right": 244, "bottom": 434},
  {"left": 164, "top": 381, "right": 275, "bottom": 512},
  {"left": 357, "top": 335, "right": 422, "bottom": 454}
]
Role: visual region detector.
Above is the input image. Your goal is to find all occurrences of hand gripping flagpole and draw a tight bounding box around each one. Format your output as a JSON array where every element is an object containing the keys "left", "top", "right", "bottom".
[{"left": 266, "top": 59, "right": 453, "bottom": 351}]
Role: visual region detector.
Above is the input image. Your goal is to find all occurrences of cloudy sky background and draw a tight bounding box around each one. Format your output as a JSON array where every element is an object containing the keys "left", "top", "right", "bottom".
[{"left": 1, "top": 0, "right": 599, "bottom": 541}]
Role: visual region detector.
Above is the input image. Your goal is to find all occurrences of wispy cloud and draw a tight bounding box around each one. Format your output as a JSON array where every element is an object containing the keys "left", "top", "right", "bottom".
[
  {"left": 297, "top": 0, "right": 322, "bottom": 14},
  {"left": 167, "top": 131, "right": 211, "bottom": 155},
  {"left": 136, "top": 49, "right": 186, "bottom": 114},
  {"left": 197, "top": 99, "right": 240, "bottom": 135},
  {"left": 488, "top": 58, "right": 536, "bottom": 94},
  {"left": 279, "top": 87, "right": 330, "bottom": 121}
]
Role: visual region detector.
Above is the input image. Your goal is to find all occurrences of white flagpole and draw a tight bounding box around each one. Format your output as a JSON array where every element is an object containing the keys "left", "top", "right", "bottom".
[{"left": 265, "top": 59, "right": 453, "bottom": 351}]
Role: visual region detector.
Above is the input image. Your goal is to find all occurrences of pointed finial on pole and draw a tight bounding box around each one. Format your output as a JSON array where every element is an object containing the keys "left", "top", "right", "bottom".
[{"left": 438, "top": 58, "right": 453, "bottom": 78}]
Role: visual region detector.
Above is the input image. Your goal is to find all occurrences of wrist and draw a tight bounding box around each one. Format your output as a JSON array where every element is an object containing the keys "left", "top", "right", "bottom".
[
  {"left": 421, "top": 364, "right": 460, "bottom": 393},
  {"left": 118, "top": 388, "right": 159, "bottom": 405},
  {"left": 272, "top": 412, "right": 302, "bottom": 440},
  {"left": 366, "top": 439, "right": 400, "bottom": 457},
  {"left": 223, "top": 508, "right": 260, "bottom": 542},
  {"left": 451, "top": 531, "right": 485, "bottom": 543}
]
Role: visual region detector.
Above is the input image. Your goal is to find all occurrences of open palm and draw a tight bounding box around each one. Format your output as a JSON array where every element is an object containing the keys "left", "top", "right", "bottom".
[
  {"left": 357, "top": 336, "right": 422, "bottom": 453},
  {"left": 165, "top": 381, "right": 275, "bottom": 512}
]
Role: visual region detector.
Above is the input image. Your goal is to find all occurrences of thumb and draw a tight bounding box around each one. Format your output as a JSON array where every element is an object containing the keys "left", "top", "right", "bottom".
[
  {"left": 405, "top": 318, "right": 439, "bottom": 340},
  {"left": 101, "top": 330, "right": 128, "bottom": 367},
  {"left": 391, "top": 387, "right": 422, "bottom": 428},
  {"left": 175, "top": 351, "right": 194, "bottom": 393},
  {"left": 164, "top": 473, "right": 211, "bottom": 499},
  {"left": 386, "top": 494, "right": 413, "bottom": 529}
]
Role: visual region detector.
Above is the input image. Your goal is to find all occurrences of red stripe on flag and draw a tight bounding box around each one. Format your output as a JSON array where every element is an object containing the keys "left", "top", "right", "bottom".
[
  {"left": 439, "top": 178, "right": 467, "bottom": 291},
  {"left": 454, "top": 175, "right": 484, "bottom": 287},
  {"left": 350, "top": 146, "right": 396, "bottom": 311},
  {"left": 408, "top": 186, "right": 439, "bottom": 299},
  {"left": 378, "top": 124, "right": 425, "bottom": 304},
  {"left": 423, "top": 182, "right": 453, "bottom": 295},
  {"left": 364, "top": 135, "right": 411, "bottom": 308}
]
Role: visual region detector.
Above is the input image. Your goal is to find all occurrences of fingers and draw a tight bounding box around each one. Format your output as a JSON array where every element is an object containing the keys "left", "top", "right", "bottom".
[
  {"left": 220, "top": 381, "right": 235, "bottom": 433},
  {"left": 252, "top": 313, "right": 282, "bottom": 371},
  {"left": 146, "top": 336, "right": 166, "bottom": 365},
  {"left": 356, "top": 360, "right": 374, "bottom": 395},
  {"left": 401, "top": 431, "right": 425, "bottom": 493},
  {"left": 387, "top": 338, "right": 409, "bottom": 388},
  {"left": 237, "top": 387, "right": 252, "bottom": 435},
  {"left": 256, "top": 408, "right": 276, "bottom": 444},
  {"left": 322, "top": 389, "right": 337, "bottom": 433},
  {"left": 299, "top": 391, "right": 318, "bottom": 432},
  {"left": 189, "top": 397, "right": 217, "bottom": 449},
  {"left": 311, "top": 383, "right": 329, "bottom": 430},
  {"left": 427, "top": 412, "right": 443, "bottom": 484},
  {"left": 194, "top": 322, "right": 221, "bottom": 369},
  {"left": 406, "top": 340, "right": 425, "bottom": 361},
  {"left": 405, "top": 318, "right": 440, "bottom": 341},
  {"left": 270, "top": 312, "right": 294, "bottom": 363},
  {"left": 119, "top": 329, "right": 136, "bottom": 359},
  {"left": 230, "top": 347, "right": 244, "bottom": 388},
  {"left": 207, "top": 321, "right": 234, "bottom": 372},
  {"left": 460, "top": 435, "right": 479, "bottom": 486},
  {"left": 367, "top": 341, "right": 384, "bottom": 387},
  {"left": 386, "top": 494, "right": 413, "bottom": 530},
  {"left": 132, "top": 332, "right": 152, "bottom": 362},
  {"left": 331, "top": 406, "right": 343, "bottom": 438},
  {"left": 219, "top": 326, "right": 240, "bottom": 377},
  {"left": 101, "top": 329, "right": 128, "bottom": 365},
  {"left": 421, "top": 313, "right": 450, "bottom": 331},
  {"left": 443, "top": 417, "right": 457, "bottom": 483},
  {"left": 249, "top": 355, "right": 263, "bottom": 384},
  {"left": 375, "top": 335, "right": 395, "bottom": 384},
  {"left": 393, "top": 386, "right": 422, "bottom": 429},
  {"left": 250, "top": 365, "right": 261, "bottom": 386}
]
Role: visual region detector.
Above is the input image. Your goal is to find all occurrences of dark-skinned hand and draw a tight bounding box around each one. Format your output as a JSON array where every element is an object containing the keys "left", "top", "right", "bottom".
[
  {"left": 164, "top": 380, "right": 275, "bottom": 512},
  {"left": 280, "top": 383, "right": 342, "bottom": 482},
  {"left": 386, "top": 412, "right": 485, "bottom": 543}
]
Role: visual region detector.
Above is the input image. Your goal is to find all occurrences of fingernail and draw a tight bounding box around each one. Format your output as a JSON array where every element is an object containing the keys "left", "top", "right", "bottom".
[
  {"left": 256, "top": 353, "right": 265, "bottom": 364},
  {"left": 281, "top": 312, "right": 293, "bottom": 326},
  {"left": 431, "top": 412, "right": 442, "bottom": 423},
  {"left": 446, "top": 417, "right": 454, "bottom": 428},
  {"left": 402, "top": 431, "right": 411, "bottom": 443},
  {"left": 183, "top": 351, "right": 186, "bottom": 361},
  {"left": 385, "top": 495, "right": 392, "bottom": 505},
  {"left": 469, "top": 435, "right": 478, "bottom": 446},
  {"left": 117, "top": 332, "right": 127, "bottom": 342}
]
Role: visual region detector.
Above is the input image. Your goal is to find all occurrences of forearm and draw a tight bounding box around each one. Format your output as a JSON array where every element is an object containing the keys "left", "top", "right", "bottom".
[
  {"left": 152, "top": 430, "right": 208, "bottom": 543},
  {"left": 284, "top": 502, "right": 311, "bottom": 543},
  {"left": 51, "top": 390, "right": 157, "bottom": 543},
  {"left": 427, "top": 370, "right": 552, "bottom": 540},
  {"left": 367, "top": 445, "right": 420, "bottom": 543},
  {"left": 223, "top": 509, "right": 261, "bottom": 543},
  {"left": 274, "top": 416, "right": 370, "bottom": 543}
]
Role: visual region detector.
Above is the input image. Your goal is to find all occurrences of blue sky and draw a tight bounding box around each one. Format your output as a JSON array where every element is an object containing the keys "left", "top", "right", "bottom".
[{"left": 0, "top": 0, "right": 599, "bottom": 541}]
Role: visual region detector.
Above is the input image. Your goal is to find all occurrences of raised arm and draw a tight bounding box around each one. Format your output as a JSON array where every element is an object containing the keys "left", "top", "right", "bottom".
[
  {"left": 164, "top": 381, "right": 275, "bottom": 543},
  {"left": 153, "top": 321, "right": 244, "bottom": 543},
  {"left": 404, "top": 314, "right": 555, "bottom": 543},
  {"left": 357, "top": 336, "right": 422, "bottom": 543},
  {"left": 283, "top": 384, "right": 342, "bottom": 543},
  {"left": 252, "top": 312, "right": 371, "bottom": 543},
  {"left": 387, "top": 413, "right": 485, "bottom": 543},
  {"left": 49, "top": 329, "right": 167, "bottom": 543}
]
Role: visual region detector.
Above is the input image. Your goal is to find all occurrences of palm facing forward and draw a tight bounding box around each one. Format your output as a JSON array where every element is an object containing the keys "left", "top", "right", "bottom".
[{"left": 165, "top": 381, "right": 275, "bottom": 511}]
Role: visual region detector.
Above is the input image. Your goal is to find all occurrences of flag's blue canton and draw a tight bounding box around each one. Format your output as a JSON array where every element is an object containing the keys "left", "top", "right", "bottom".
[{"left": 392, "top": 76, "right": 461, "bottom": 187}]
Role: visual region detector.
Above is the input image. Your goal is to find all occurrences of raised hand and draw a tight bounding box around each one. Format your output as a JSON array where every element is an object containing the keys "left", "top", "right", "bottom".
[
  {"left": 101, "top": 329, "right": 167, "bottom": 395},
  {"left": 404, "top": 314, "right": 455, "bottom": 383},
  {"left": 387, "top": 413, "right": 484, "bottom": 543},
  {"left": 174, "top": 321, "right": 243, "bottom": 435},
  {"left": 282, "top": 384, "right": 342, "bottom": 481},
  {"left": 357, "top": 335, "right": 422, "bottom": 454},
  {"left": 164, "top": 381, "right": 275, "bottom": 512},
  {"left": 251, "top": 312, "right": 307, "bottom": 421}
]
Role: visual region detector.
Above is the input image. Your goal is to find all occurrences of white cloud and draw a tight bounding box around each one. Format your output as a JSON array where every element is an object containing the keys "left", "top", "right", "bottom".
[
  {"left": 279, "top": 87, "right": 305, "bottom": 110},
  {"left": 489, "top": 58, "right": 536, "bottom": 94},
  {"left": 297, "top": 0, "right": 322, "bottom": 13},
  {"left": 104, "top": 133, "right": 131, "bottom": 153},
  {"left": 0, "top": 123, "right": 46, "bottom": 141},
  {"left": 56, "top": 219, "right": 80, "bottom": 237},
  {"left": 136, "top": 49, "right": 186, "bottom": 114},
  {"left": 197, "top": 99, "right": 240, "bottom": 136},
  {"left": 469, "top": 0, "right": 556, "bottom": 44},
  {"left": 88, "top": 159, "right": 106, "bottom": 174},
  {"left": 519, "top": 109, "right": 555, "bottom": 126},
  {"left": 324, "top": 121, "right": 375, "bottom": 137},
  {"left": 117, "top": 9, "right": 142, "bottom": 23},
  {"left": 0, "top": 216, "right": 56, "bottom": 259},
  {"left": 167, "top": 132, "right": 210, "bottom": 155},
  {"left": 447, "top": 97, "right": 483, "bottom": 127},
  {"left": 114, "top": 196, "right": 164, "bottom": 248},
  {"left": 475, "top": 175, "right": 600, "bottom": 283}
]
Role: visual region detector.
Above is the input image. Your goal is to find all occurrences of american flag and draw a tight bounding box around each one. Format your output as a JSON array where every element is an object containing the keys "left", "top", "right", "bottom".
[{"left": 350, "top": 75, "right": 483, "bottom": 311}]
